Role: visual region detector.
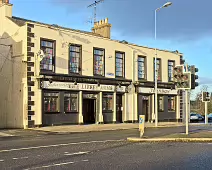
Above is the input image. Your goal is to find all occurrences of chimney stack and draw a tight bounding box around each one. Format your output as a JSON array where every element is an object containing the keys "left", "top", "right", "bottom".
[
  {"left": 0, "top": 0, "right": 9, "bottom": 5},
  {"left": 0, "top": 0, "right": 12, "bottom": 17},
  {"left": 92, "top": 17, "right": 112, "bottom": 39}
]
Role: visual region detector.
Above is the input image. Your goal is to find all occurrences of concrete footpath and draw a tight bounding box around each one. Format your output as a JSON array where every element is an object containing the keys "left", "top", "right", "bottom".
[
  {"left": 127, "top": 125, "right": 212, "bottom": 143},
  {"left": 30, "top": 122, "right": 184, "bottom": 133}
]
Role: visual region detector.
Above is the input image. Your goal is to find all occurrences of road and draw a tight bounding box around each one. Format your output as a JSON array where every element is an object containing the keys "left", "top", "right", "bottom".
[{"left": 0, "top": 126, "right": 211, "bottom": 170}]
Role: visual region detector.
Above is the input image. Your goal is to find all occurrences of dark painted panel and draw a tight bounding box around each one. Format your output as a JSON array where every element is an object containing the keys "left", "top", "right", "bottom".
[
  {"left": 27, "top": 47, "right": 31, "bottom": 52},
  {"left": 27, "top": 27, "right": 32, "bottom": 32},
  {"left": 28, "top": 91, "right": 35, "bottom": 96},
  {"left": 28, "top": 111, "right": 35, "bottom": 115},
  {"left": 27, "top": 67, "right": 31, "bottom": 72},
  {"left": 27, "top": 72, "right": 34, "bottom": 76},
  {"left": 27, "top": 32, "right": 34, "bottom": 38},
  {"left": 102, "top": 112, "right": 113, "bottom": 123},
  {"left": 27, "top": 57, "right": 32, "bottom": 61},
  {"left": 28, "top": 101, "right": 35, "bottom": 106},
  {"left": 27, "top": 24, "right": 34, "bottom": 28},
  {"left": 27, "top": 37, "right": 31, "bottom": 42},
  {"left": 28, "top": 81, "right": 35, "bottom": 86},
  {"left": 27, "top": 62, "right": 34, "bottom": 67},
  {"left": 28, "top": 120, "right": 35, "bottom": 128},
  {"left": 158, "top": 112, "right": 176, "bottom": 120},
  {"left": 27, "top": 52, "right": 34, "bottom": 57},
  {"left": 27, "top": 42, "right": 34, "bottom": 47},
  {"left": 42, "top": 114, "right": 79, "bottom": 126}
]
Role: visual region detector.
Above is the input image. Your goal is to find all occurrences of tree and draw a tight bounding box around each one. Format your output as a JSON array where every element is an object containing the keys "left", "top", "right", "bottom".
[{"left": 190, "top": 85, "right": 212, "bottom": 115}]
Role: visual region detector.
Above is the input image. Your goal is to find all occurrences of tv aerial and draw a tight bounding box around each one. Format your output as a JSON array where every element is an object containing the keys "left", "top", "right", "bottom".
[{"left": 87, "top": 0, "right": 104, "bottom": 24}]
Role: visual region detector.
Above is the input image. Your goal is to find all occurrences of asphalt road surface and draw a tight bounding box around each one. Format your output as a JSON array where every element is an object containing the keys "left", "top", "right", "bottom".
[{"left": 0, "top": 126, "right": 212, "bottom": 170}]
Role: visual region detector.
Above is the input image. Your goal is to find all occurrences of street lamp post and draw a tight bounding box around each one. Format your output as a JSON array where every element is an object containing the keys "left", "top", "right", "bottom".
[{"left": 154, "top": 2, "right": 172, "bottom": 127}]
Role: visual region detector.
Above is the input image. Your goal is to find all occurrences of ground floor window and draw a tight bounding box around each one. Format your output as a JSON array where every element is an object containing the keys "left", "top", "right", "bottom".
[
  {"left": 158, "top": 96, "right": 164, "bottom": 112},
  {"left": 64, "top": 93, "right": 78, "bottom": 112},
  {"left": 168, "top": 96, "right": 175, "bottom": 111},
  {"left": 44, "top": 92, "right": 60, "bottom": 112},
  {"left": 103, "top": 94, "right": 113, "bottom": 111}
]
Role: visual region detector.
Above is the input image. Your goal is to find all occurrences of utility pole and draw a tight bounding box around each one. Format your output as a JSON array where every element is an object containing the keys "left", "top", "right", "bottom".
[
  {"left": 185, "top": 63, "right": 189, "bottom": 135},
  {"left": 87, "top": 0, "right": 104, "bottom": 24}
]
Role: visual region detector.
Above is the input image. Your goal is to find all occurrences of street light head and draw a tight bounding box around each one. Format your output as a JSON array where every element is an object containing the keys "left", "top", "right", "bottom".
[{"left": 163, "top": 2, "right": 172, "bottom": 8}]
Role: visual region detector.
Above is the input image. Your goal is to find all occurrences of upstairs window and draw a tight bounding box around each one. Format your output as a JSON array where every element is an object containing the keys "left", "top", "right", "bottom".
[
  {"left": 69, "top": 44, "right": 81, "bottom": 74},
  {"left": 94, "top": 48, "right": 105, "bottom": 76},
  {"left": 138, "top": 56, "right": 146, "bottom": 79},
  {"left": 153, "top": 58, "right": 161, "bottom": 81},
  {"left": 168, "top": 60, "right": 175, "bottom": 82},
  {"left": 115, "top": 51, "right": 125, "bottom": 78},
  {"left": 40, "top": 39, "right": 55, "bottom": 72}
]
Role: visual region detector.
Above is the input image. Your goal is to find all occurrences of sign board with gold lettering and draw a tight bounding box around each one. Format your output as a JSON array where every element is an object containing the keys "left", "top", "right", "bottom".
[
  {"left": 138, "top": 87, "right": 178, "bottom": 95},
  {"left": 41, "top": 81, "right": 126, "bottom": 93}
]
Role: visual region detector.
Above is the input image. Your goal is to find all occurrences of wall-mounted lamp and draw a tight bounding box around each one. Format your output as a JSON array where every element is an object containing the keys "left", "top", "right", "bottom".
[
  {"left": 97, "top": 81, "right": 100, "bottom": 86},
  {"left": 48, "top": 78, "right": 53, "bottom": 84}
]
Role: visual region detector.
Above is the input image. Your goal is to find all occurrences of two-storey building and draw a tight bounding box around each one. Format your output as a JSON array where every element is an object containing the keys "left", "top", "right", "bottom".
[{"left": 0, "top": 0, "right": 184, "bottom": 128}]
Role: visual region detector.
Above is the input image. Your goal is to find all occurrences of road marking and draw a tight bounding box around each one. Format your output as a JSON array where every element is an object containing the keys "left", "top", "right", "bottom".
[
  {"left": 0, "top": 160, "right": 4, "bottom": 162},
  {"left": 0, "top": 139, "right": 124, "bottom": 153},
  {"left": 13, "top": 156, "right": 28, "bottom": 160},
  {"left": 64, "top": 151, "right": 89, "bottom": 156},
  {"left": 24, "top": 160, "right": 89, "bottom": 170},
  {"left": 0, "top": 132, "right": 13, "bottom": 137}
]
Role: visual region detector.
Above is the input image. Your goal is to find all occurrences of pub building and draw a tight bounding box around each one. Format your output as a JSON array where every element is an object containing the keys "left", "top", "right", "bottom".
[
  {"left": 0, "top": 0, "right": 184, "bottom": 128},
  {"left": 40, "top": 74, "right": 131, "bottom": 126}
]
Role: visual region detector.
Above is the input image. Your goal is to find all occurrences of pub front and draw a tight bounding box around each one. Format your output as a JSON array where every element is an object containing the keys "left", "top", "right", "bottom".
[{"left": 39, "top": 74, "right": 132, "bottom": 126}]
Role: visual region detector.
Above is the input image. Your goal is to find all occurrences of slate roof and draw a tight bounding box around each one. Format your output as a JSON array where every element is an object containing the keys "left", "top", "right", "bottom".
[{"left": 7, "top": 16, "right": 103, "bottom": 37}]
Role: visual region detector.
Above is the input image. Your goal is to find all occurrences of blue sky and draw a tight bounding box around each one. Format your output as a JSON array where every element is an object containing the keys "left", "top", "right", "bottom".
[{"left": 11, "top": 0, "right": 212, "bottom": 96}]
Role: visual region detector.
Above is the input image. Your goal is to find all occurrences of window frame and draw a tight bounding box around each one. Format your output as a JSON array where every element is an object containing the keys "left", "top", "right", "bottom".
[
  {"left": 168, "top": 96, "right": 176, "bottom": 112},
  {"left": 138, "top": 55, "right": 147, "bottom": 80},
  {"left": 43, "top": 92, "right": 60, "bottom": 114},
  {"left": 168, "top": 60, "right": 175, "bottom": 82},
  {"left": 93, "top": 47, "right": 105, "bottom": 77},
  {"left": 153, "top": 58, "right": 162, "bottom": 81},
  {"left": 115, "top": 51, "right": 125, "bottom": 78},
  {"left": 102, "top": 93, "right": 113, "bottom": 112},
  {"left": 40, "top": 38, "right": 56, "bottom": 73},
  {"left": 64, "top": 92, "right": 79, "bottom": 113},
  {"left": 69, "top": 43, "right": 82, "bottom": 75}
]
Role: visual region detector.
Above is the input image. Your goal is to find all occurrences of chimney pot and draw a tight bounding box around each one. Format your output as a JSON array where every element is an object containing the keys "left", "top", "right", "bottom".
[{"left": 105, "top": 18, "right": 108, "bottom": 24}]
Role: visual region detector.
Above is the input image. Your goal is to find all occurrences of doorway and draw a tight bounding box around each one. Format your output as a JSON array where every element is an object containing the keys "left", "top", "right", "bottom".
[
  {"left": 83, "top": 99, "right": 95, "bottom": 124},
  {"left": 116, "top": 94, "right": 123, "bottom": 123},
  {"left": 142, "top": 100, "right": 149, "bottom": 121},
  {"left": 138, "top": 95, "right": 149, "bottom": 122}
]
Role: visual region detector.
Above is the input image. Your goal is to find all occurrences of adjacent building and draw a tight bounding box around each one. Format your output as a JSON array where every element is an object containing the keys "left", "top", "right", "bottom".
[{"left": 0, "top": 0, "right": 184, "bottom": 128}]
